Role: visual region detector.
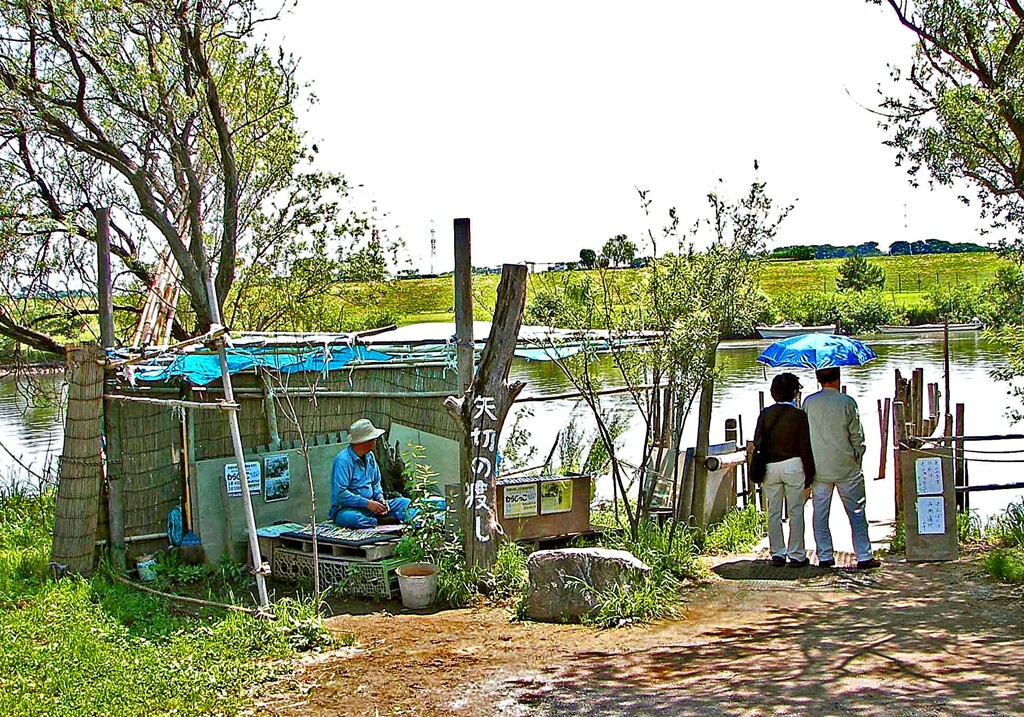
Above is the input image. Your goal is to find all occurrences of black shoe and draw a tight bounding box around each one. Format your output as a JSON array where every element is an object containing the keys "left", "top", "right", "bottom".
[
  {"left": 856, "top": 558, "right": 882, "bottom": 570},
  {"left": 818, "top": 559, "right": 835, "bottom": 569},
  {"left": 771, "top": 556, "right": 786, "bottom": 567},
  {"left": 788, "top": 557, "right": 810, "bottom": 567}
]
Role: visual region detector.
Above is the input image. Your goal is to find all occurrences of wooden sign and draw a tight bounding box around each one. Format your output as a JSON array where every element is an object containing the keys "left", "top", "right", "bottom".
[{"left": 900, "top": 446, "right": 958, "bottom": 561}]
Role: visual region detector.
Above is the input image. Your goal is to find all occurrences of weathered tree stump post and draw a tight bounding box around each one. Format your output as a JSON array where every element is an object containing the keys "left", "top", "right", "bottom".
[
  {"left": 52, "top": 344, "right": 105, "bottom": 575},
  {"left": 446, "top": 264, "right": 527, "bottom": 570}
]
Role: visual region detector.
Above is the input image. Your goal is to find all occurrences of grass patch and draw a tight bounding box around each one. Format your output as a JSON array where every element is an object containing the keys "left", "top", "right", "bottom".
[
  {"left": 0, "top": 487, "right": 330, "bottom": 717},
  {"left": 989, "top": 499, "right": 1024, "bottom": 549},
  {"left": 699, "top": 504, "right": 767, "bottom": 555},
  {"left": 984, "top": 548, "right": 1024, "bottom": 583}
]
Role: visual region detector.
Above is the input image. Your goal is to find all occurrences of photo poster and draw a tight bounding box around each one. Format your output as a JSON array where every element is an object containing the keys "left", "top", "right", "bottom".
[
  {"left": 224, "top": 461, "right": 261, "bottom": 497},
  {"left": 917, "top": 496, "right": 946, "bottom": 535},
  {"left": 915, "top": 456, "right": 944, "bottom": 496},
  {"left": 503, "top": 483, "right": 538, "bottom": 519},
  {"left": 263, "top": 454, "right": 291, "bottom": 503},
  {"left": 540, "top": 479, "right": 573, "bottom": 515}
]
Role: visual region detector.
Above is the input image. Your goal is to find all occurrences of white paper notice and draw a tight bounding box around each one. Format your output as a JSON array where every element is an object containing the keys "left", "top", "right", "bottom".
[
  {"left": 917, "top": 496, "right": 946, "bottom": 535},
  {"left": 915, "top": 457, "right": 943, "bottom": 496}
]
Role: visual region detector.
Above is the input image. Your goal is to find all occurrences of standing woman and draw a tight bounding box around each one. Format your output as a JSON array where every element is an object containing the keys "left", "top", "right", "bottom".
[{"left": 753, "top": 372, "right": 816, "bottom": 567}]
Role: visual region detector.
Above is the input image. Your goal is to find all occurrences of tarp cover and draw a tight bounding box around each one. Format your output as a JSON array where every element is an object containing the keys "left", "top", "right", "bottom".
[{"left": 135, "top": 346, "right": 393, "bottom": 386}]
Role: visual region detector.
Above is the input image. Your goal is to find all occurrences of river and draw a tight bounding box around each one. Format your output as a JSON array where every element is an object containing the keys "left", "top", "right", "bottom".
[{"left": 2, "top": 333, "right": 1022, "bottom": 521}]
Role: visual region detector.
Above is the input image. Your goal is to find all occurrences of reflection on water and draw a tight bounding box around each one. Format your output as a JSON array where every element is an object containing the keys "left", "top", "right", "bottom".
[
  {"left": 2, "top": 335, "right": 1021, "bottom": 519},
  {"left": 0, "top": 374, "right": 64, "bottom": 482},
  {"left": 509, "top": 333, "right": 1023, "bottom": 522}
]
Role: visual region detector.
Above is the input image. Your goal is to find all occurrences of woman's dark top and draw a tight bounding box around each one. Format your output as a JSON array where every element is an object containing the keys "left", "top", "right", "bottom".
[{"left": 753, "top": 403, "right": 816, "bottom": 487}]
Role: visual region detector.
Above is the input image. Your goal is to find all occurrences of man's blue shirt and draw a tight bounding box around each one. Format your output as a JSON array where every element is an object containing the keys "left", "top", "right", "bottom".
[{"left": 329, "top": 446, "right": 384, "bottom": 521}]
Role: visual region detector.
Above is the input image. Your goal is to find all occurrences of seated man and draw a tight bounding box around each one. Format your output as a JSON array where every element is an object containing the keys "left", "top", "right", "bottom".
[{"left": 329, "top": 418, "right": 413, "bottom": 529}]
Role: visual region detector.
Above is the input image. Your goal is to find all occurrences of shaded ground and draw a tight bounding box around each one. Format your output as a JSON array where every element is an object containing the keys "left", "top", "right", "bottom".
[{"left": 253, "top": 553, "right": 1024, "bottom": 717}]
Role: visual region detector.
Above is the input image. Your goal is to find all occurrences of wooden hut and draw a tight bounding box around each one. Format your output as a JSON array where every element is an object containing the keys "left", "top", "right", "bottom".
[{"left": 53, "top": 332, "right": 464, "bottom": 573}]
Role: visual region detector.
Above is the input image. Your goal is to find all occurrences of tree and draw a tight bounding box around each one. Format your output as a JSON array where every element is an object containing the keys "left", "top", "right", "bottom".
[
  {"left": 527, "top": 178, "right": 792, "bottom": 536},
  {"left": 0, "top": 0, "right": 382, "bottom": 356},
  {"left": 837, "top": 254, "right": 886, "bottom": 291},
  {"left": 601, "top": 234, "right": 637, "bottom": 267},
  {"left": 873, "top": 0, "right": 1024, "bottom": 241},
  {"left": 579, "top": 248, "right": 598, "bottom": 269}
]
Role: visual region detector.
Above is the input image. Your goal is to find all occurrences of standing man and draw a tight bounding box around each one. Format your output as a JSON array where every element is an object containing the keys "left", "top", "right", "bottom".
[
  {"left": 803, "top": 367, "right": 881, "bottom": 569},
  {"left": 329, "top": 418, "right": 413, "bottom": 529}
]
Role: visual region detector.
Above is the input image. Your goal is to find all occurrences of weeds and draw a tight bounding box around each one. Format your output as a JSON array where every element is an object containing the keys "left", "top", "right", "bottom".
[
  {"left": 984, "top": 549, "right": 1024, "bottom": 583},
  {"left": 889, "top": 518, "right": 905, "bottom": 554},
  {"left": 699, "top": 504, "right": 767, "bottom": 555},
  {"left": 957, "top": 510, "right": 983, "bottom": 544},
  {"left": 989, "top": 499, "right": 1024, "bottom": 549}
]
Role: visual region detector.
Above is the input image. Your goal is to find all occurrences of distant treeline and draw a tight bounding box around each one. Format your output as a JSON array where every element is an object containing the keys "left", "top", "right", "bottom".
[{"left": 770, "top": 239, "right": 990, "bottom": 260}]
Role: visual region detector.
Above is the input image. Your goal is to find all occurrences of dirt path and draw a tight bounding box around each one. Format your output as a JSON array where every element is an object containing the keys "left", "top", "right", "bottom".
[{"left": 254, "top": 554, "right": 1024, "bottom": 717}]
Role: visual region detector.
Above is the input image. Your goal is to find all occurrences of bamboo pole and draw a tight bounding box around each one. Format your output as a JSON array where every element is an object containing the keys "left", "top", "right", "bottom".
[
  {"left": 204, "top": 273, "right": 269, "bottom": 608},
  {"left": 103, "top": 394, "right": 238, "bottom": 410}
]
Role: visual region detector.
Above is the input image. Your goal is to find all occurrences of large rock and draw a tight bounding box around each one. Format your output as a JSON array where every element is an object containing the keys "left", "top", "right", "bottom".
[{"left": 523, "top": 547, "right": 652, "bottom": 623}]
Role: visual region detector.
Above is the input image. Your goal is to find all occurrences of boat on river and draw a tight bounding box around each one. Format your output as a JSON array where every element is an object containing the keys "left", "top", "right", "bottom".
[
  {"left": 877, "top": 321, "right": 984, "bottom": 334},
  {"left": 755, "top": 322, "right": 838, "bottom": 339}
]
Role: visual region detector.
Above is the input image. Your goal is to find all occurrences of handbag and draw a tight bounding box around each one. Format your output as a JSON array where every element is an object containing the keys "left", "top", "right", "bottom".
[{"left": 750, "top": 409, "right": 781, "bottom": 484}]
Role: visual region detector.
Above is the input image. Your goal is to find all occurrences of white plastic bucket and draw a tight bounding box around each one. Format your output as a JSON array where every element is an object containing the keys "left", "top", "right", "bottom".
[{"left": 395, "top": 562, "right": 439, "bottom": 609}]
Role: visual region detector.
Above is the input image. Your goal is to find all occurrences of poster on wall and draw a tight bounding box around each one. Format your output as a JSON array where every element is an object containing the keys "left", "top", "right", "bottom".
[
  {"left": 224, "top": 461, "right": 261, "bottom": 497},
  {"left": 503, "top": 483, "right": 538, "bottom": 519},
  {"left": 263, "top": 454, "right": 291, "bottom": 503},
  {"left": 917, "top": 496, "right": 946, "bottom": 535},
  {"left": 540, "top": 479, "right": 572, "bottom": 514},
  {"left": 915, "top": 457, "right": 943, "bottom": 496}
]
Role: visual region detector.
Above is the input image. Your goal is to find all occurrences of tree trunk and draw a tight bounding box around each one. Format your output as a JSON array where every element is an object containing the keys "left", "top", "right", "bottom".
[
  {"left": 690, "top": 347, "right": 718, "bottom": 528},
  {"left": 446, "top": 264, "right": 527, "bottom": 571}
]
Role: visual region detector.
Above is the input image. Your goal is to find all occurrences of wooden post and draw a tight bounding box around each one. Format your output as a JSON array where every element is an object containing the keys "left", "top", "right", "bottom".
[
  {"left": 52, "top": 344, "right": 105, "bottom": 575},
  {"left": 446, "top": 264, "right": 528, "bottom": 570},
  {"left": 96, "top": 208, "right": 115, "bottom": 349},
  {"left": 758, "top": 390, "right": 765, "bottom": 412},
  {"left": 454, "top": 218, "right": 474, "bottom": 393},
  {"left": 927, "top": 383, "right": 938, "bottom": 434},
  {"left": 911, "top": 367, "right": 924, "bottom": 437},
  {"left": 691, "top": 357, "right": 717, "bottom": 528},
  {"left": 104, "top": 387, "right": 126, "bottom": 574},
  {"left": 893, "top": 400, "right": 906, "bottom": 517},
  {"left": 260, "top": 372, "right": 281, "bottom": 452},
  {"left": 955, "top": 403, "right": 967, "bottom": 512},
  {"left": 943, "top": 319, "right": 951, "bottom": 420},
  {"left": 877, "top": 398, "right": 890, "bottom": 480}
]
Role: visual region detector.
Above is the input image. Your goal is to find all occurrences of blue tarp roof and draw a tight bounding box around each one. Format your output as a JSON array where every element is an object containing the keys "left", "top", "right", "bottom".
[{"left": 134, "top": 346, "right": 393, "bottom": 386}]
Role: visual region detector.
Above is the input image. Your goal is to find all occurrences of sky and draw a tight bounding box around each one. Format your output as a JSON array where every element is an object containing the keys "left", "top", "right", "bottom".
[{"left": 267, "top": 1, "right": 987, "bottom": 273}]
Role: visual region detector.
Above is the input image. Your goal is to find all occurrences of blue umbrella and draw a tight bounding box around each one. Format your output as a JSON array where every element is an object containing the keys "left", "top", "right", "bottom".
[{"left": 756, "top": 333, "right": 877, "bottom": 369}]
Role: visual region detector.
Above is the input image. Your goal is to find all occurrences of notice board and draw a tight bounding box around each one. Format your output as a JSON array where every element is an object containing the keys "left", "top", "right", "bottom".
[{"left": 900, "top": 446, "right": 958, "bottom": 562}]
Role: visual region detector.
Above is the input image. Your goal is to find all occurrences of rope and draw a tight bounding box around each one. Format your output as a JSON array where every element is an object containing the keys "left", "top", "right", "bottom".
[{"left": 902, "top": 444, "right": 1024, "bottom": 464}]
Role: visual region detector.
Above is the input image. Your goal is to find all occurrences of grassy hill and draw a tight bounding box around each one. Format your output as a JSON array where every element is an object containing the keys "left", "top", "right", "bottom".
[{"left": 341, "top": 252, "right": 1009, "bottom": 327}]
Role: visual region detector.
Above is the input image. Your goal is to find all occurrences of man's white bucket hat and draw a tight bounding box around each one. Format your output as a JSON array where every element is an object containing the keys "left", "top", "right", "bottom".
[{"left": 349, "top": 418, "right": 385, "bottom": 444}]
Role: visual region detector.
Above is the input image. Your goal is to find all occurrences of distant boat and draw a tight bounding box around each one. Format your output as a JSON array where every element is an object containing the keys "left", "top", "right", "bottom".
[
  {"left": 877, "top": 321, "right": 984, "bottom": 334},
  {"left": 755, "top": 322, "right": 838, "bottom": 339}
]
